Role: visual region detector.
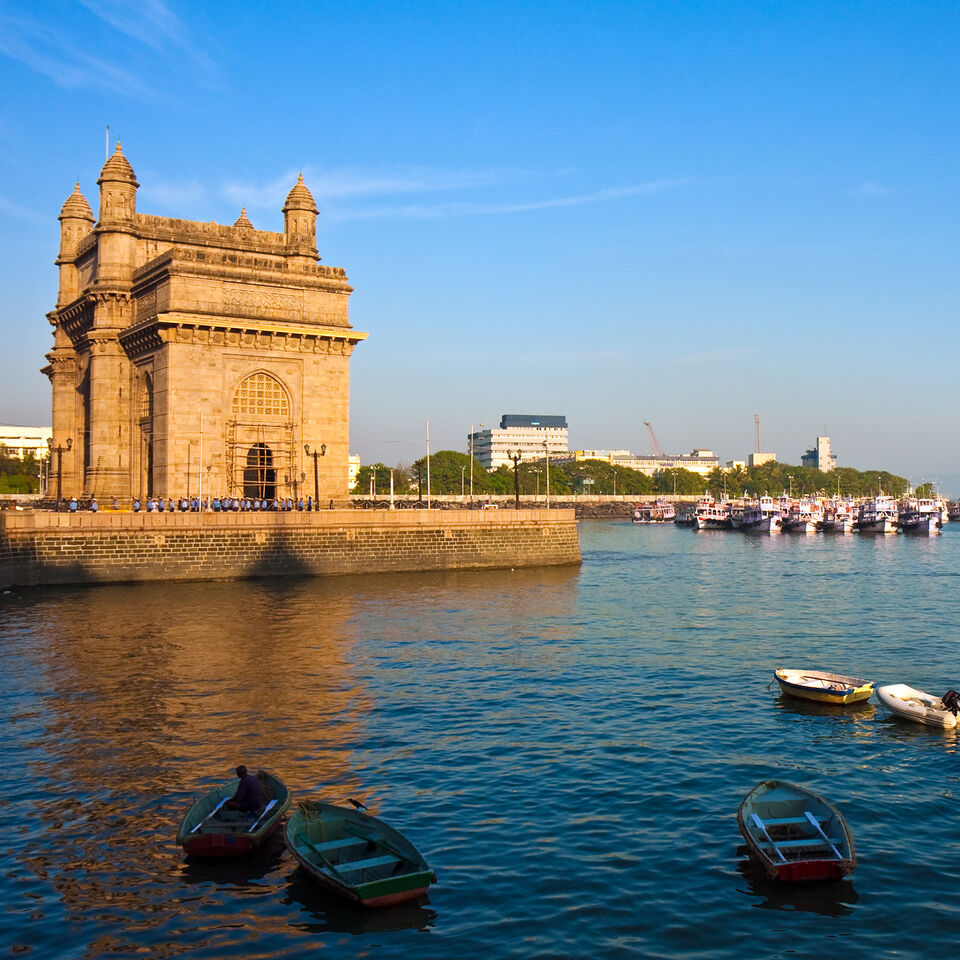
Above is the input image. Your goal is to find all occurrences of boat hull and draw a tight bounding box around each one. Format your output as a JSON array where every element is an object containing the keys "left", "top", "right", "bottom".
[
  {"left": 738, "top": 780, "right": 856, "bottom": 883},
  {"left": 286, "top": 801, "right": 436, "bottom": 908},
  {"left": 774, "top": 669, "right": 875, "bottom": 705},
  {"left": 877, "top": 684, "right": 958, "bottom": 728}
]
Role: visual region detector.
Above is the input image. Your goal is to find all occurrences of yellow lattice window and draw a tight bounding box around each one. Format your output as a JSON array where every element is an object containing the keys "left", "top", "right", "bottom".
[{"left": 233, "top": 373, "right": 289, "bottom": 419}]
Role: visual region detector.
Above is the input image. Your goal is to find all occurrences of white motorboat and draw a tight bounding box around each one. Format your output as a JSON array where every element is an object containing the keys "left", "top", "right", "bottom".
[
  {"left": 741, "top": 496, "right": 782, "bottom": 534},
  {"left": 858, "top": 495, "right": 899, "bottom": 534},
  {"left": 695, "top": 498, "right": 731, "bottom": 530},
  {"left": 876, "top": 684, "right": 959, "bottom": 729}
]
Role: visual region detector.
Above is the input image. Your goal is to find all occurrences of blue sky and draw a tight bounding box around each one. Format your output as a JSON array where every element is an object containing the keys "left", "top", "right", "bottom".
[{"left": 1, "top": 1, "right": 957, "bottom": 487}]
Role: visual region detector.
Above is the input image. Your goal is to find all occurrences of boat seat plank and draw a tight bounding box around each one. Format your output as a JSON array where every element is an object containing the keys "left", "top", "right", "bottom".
[
  {"left": 309, "top": 836, "right": 369, "bottom": 854},
  {"left": 758, "top": 837, "right": 843, "bottom": 851},
  {"left": 337, "top": 853, "right": 400, "bottom": 874},
  {"left": 762, "top": 815, "right": 829, "bottom": 827}
]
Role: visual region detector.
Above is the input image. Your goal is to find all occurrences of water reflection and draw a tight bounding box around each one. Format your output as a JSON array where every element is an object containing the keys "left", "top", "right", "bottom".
[
  {"left": 283, "top": 869, "right": 437, "bottom": 934},
  {"left": 735, "top": 852, "right": 859, "bottom": 917}
]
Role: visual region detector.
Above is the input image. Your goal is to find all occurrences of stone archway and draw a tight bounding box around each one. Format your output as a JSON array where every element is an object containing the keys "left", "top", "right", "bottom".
[{"left": 227, "top": 371, "right": 294, "bottom": 498}]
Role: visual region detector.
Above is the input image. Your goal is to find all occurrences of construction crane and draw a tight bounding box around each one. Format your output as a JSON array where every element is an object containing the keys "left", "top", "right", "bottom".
[{"left": 643, "top": 421, "right": 664, "bottom": 457}]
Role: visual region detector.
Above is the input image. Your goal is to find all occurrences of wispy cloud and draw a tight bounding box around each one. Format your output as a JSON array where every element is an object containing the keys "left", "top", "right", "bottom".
[
  {"left": 146, "top": 165, "right": 685, "bottom": 224},
  {"left": 0, "top": 3, "right": 216, "bottom": 96},
  {"left": 336, "top": 179, "right": 685, "bottom": 220},
  {"left": 853, "top": 181, "right": 890, "bottom": 197},
  {"left": 79, "top": 0, "right": 213, "bottom": 71},
  {"left": 221, "top": 166, "right": 526, "bottom": 211},
  {"left": 0, "top": 12, "right": 155, "bottom": 97},
  {"left": 0, "top": 194, "right": 45, "bottom": 223}
]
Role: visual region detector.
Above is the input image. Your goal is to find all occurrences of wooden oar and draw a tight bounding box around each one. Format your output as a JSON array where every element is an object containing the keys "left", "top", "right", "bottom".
[
  {"left": 804, "top": 811, "right": 842, "bottom": 859},
  {"left": 751, "top": 814, "right": 787, "bottom": 863},
  {"left": 246, "top": 798, "right": 279, "bottom": 833},
  {"left": 190, "top": 796, "right": 230, "bottom": 834}
]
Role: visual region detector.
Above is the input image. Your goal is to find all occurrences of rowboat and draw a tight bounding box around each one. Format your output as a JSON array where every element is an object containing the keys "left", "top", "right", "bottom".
[
  {"left": 876, "top": 684, "right": 959, "bottom": 729},
  {"left": 176, "top": 770, "right": 290, "bottom": 857},
  {"left": 774, "top": 668, "right": 875, "bottom": 705},
  {"left": 738, "top": 780, "right": 856, "bottom": 882},
  {"left": 286, "top": 800, "right": 436, "bottom": 908}
]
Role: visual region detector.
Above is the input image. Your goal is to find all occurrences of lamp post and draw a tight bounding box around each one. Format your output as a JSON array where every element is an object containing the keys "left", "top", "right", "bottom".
[
  {"left": 461, "top": 465, "right": 465, "bottom": 497},
  {"left": 47, "top": 437, "right": 73, "bottom": 511},
  {"left": 507, "top": 449, "right": 522, "bottom": 509},
  {"left": 543, "top": 440, "right": 550, "bottom": 509},
  {"left": 304, "top": 443, "right": 326, "bottom": 510}
]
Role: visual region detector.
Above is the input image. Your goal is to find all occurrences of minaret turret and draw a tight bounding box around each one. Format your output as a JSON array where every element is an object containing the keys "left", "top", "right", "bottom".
[
  {"left": 56, "top": 182, "right": 95, "bottom": 307},
  {"left": 283, "top": 173, "right": 319, "bottom": 267},
  {"left": 95, "top": 142, "right": 139, "bottom": 286}
]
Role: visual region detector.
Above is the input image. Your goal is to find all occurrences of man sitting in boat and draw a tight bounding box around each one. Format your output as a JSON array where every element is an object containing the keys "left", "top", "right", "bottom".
[{"left": 219, "top": 765, "right": 264, "bottom": 818}]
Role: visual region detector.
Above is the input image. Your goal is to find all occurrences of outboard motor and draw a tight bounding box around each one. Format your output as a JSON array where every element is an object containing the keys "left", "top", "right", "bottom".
[{"left": 942, "top": 689, "right": 959, "bottom": 716}]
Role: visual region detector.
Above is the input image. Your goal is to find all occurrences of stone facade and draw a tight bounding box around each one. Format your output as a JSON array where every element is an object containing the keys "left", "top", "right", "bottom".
[
  {"left": 43, "top": 146, "right": 366, "bottom": 503},
  {"left": 0, "top": 509, "right": 581, "bottom": 589}
]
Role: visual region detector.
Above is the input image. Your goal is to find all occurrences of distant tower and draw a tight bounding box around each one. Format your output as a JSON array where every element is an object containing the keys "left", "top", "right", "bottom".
[
  {"left": 754, "top": 413, "right": 760, "bottom": 454},
  {"left": 283, "top": 172, "right": 319, "bottom": 268}
]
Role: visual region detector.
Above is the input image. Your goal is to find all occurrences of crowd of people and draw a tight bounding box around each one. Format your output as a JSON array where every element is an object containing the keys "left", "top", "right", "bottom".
[{"left": 65, "top": 495, "right": 324, "bottom": 513}]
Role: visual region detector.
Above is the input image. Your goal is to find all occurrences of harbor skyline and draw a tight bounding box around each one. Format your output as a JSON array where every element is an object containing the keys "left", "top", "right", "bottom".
[{"left": 0, "top": 1, "right": 957, "bottom": 488}]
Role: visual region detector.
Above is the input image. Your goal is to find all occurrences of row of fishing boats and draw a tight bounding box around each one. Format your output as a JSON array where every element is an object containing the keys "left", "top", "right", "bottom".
[
  {"left": 739, "top": 668, "right": 960, "bottom": 884},
  {"left": 176, "top": 776, "right": 436, "bottom": 908},
  {"left": 635, "top": 494, "right": 950, "bottom": 534}
]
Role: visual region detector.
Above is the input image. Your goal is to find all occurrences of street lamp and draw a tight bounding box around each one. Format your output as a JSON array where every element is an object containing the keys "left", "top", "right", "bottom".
[
  {"left": 543, "top": 440, "right": 550, "bottom": 509},
  {"left": 461, "top": 465, "right": 465, "bottom": 497},
  {"left": 47, "top": 436, "right": 73, "bottom": 512},
  {"left": 507, "top": 449, "right": 522, "bottom": 509},
  {"left": 304, "top": 443, "right": 326, "bottom": 510}
]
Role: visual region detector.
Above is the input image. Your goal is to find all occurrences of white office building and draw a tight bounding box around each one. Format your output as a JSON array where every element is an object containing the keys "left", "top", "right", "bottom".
[
  {"left": 801, "top": 436, "right": 836, "bottom": 472},
  {"left": 469, "top": 415, "right": 569, "bottom": 470},
  {"left": 0, "top": 424, "right": 52, "bottom": 460}
]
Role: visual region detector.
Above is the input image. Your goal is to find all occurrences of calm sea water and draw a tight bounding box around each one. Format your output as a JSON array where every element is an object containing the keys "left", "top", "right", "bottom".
[{"left": 2, "top": 521, "right": 959, "bottom": 959}]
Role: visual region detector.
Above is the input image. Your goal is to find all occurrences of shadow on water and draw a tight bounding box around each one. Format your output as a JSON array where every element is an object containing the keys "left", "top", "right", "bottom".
[
  {"left": 282, "top": 867, "right": 437, "bottom": 934},
  {"left": 773, "top": 693, "right": 877, "bottom": 722},
  {"left": 178, "top": 828, "right": 288, "bottom": 887},
  {"left": 734, "top": 851, "right": 859, "bottom": 917}
]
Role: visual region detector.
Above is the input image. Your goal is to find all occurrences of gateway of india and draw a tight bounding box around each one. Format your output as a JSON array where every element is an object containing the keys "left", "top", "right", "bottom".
[{"left": 44, "top": 144, "right": 366, "bottom": 502}]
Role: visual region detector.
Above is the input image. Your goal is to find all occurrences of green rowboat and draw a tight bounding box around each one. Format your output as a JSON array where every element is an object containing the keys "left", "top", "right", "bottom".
[
  {"left": 286, "top": 800, "right": 436, "bottom": 908},
  {"left": 176, "top": 769, "right": 290, "bottom": 858}
]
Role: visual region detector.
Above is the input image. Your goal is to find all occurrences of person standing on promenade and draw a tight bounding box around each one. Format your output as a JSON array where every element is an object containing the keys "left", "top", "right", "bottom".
[
  {"left": 90, "top": 498, "right": 97, "bottom": 512},
  {"left": 133, "top": 498, "right": 140, "bottom": 512},
  {"left": 69, "top": 497, "right": 78, "bottom": 512}
]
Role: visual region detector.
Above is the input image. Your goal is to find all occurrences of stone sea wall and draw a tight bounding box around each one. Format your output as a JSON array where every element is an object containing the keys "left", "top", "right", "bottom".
[{"left": 0, "top": 509, "right": 581, "bottom": 590}]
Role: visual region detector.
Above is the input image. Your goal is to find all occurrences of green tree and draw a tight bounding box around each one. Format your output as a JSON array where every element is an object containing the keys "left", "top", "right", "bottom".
[
  {"left": 411, "top": 450, "right": 492, "bottom": 494},
  {"left": 555, "top": 459, "right": 653, "bottom": 495},
  {"left": 653, "top": 468, "right": 706, "bottom": 495},
  {"left": 354, "top": 462, "right": 413, "bottom": 495}
]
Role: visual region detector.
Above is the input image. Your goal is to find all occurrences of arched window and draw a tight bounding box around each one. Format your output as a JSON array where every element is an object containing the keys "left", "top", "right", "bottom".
[
  {"left": 244, "top": 442, "right": 276, "bottom": 499},
  {"left": 233, "top": 372, "right": 289, "bottom": 419}
]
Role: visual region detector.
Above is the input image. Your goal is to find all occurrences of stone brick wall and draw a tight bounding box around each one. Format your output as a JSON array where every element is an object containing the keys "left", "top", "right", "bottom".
[{"left": 0, "top": 509, "right": 581, "bottom": 589}]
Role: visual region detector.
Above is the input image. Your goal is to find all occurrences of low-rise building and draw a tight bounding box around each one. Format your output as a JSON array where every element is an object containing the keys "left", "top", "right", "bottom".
[
  {"left": 348, "top": 454, "right": 361, "bottom": 490},
  {"left": 570, "top": 448, "right": 720, "bottom": 477},
  {"left": 469, "top": 415, "right": 569, "bottom": 470},
  {"left": 0, "top": 425, "right": 52, "bottom": 460},
  {"left": 748, "top": 452, "right": 776, "bottom": 467}
]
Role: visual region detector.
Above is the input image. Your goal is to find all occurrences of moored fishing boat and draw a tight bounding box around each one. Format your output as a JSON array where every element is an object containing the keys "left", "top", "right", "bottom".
[
  {"left": 740, "top": 495, "right": 782, "bottom": 534},
  {"left": 820, "top": 499, "right": 855, "bottom": 533},
  {"left": 286, "top": 800, "right": 436, "bottom": 908},
  {"left": 898, "top": 498, "right": 942, "bottom": 535},
  {"left": 858, "top": 494, "right": 899, "bottom": 534},
  {"left": 177, "top": 770, "right": 290, "bottom": 858},
  {"left": 782, "top": 498, "right": 822, "bottom": 534},
  {"left": 774, "top": 668, "right": 875, "bottom": 705},
  {"left": 876, "top": 684, "right": 959, "bottom": 728},
  {"left": 632, "top": 498, "right": 676, "bottom": 524},
  {"left": 695, "top": 497, "right": 731, "bottom": 530},
  {"left": 738, "top": 780, "right": 856, "bottom": 882}
]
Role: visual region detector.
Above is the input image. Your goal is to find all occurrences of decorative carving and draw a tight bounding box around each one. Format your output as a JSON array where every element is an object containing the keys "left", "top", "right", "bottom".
[
  {"left": 222, "top": 287, "right": 301, "bottom": 315},
  {"left": 136, "top": 290, "right": 158, "bottom": 321}
]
